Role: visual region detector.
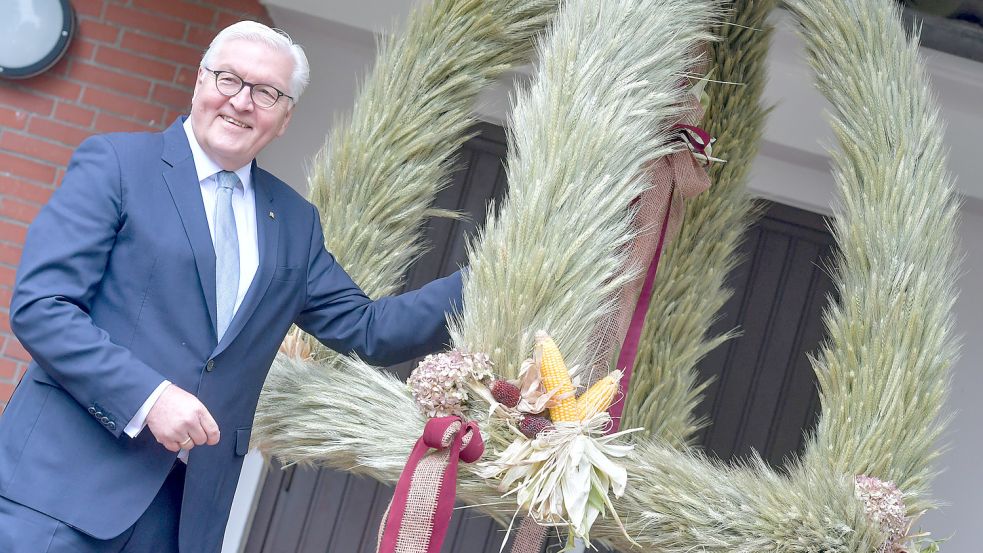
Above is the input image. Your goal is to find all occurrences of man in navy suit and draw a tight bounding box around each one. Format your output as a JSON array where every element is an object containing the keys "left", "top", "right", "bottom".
[{"left": 0, "top": 21, "right": 462, "bottom": 553}]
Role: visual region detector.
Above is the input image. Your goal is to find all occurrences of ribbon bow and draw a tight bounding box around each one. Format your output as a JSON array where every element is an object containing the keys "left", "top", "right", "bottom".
[{"left": 378, "top": 416, "right": 484, "bottom": 553}]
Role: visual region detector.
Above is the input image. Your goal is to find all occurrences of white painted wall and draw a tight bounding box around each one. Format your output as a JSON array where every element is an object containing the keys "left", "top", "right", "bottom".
[
  {"left": 933, "top": 204, "right": 983, "bottom": 549},
  {"left": 224, "top": 4, "right": 983, "bottom": 551}
]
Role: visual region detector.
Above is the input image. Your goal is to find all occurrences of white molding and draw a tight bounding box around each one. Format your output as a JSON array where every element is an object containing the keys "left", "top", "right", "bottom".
[{"left": 222, "top": 449, "right": 268, "bottom": 553}]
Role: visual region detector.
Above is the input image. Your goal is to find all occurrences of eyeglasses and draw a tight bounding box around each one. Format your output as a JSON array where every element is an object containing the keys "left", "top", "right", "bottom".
[{"left": 204, "top": 67, "right": 293, "bottom": 109}]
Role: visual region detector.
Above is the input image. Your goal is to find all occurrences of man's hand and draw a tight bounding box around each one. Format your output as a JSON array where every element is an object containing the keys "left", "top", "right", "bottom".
[{"left": 145, "top": 384, "right": 220, "bottom": 452}]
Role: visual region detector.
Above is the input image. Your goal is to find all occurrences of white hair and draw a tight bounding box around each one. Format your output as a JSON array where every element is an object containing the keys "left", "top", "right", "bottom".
[{"left": 200, "top": 21, "right": 310, "bottom": 103}]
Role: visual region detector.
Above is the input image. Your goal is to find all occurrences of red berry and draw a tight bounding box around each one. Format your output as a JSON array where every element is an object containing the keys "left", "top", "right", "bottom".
[
  {"left": 520, "top": 415, "right": 554, "bottom": 439},
  {"left": 490, "top": 380, "right": 521, "bottom": 408}
]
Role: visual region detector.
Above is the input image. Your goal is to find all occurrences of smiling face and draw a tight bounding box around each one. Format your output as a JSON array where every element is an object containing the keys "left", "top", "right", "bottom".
[{"left": 190, "top": 38, "right": 294, "bottom": 170}]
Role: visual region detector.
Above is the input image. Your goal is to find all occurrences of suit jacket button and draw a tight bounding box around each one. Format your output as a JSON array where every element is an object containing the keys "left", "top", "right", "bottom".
[
  {"left": 88, "top": 407, "right": 96, "bottom": 415},
  {"left": 107, "top": 421, "right": 117, "bottom": 431},
  {"left": 95, "top": 411, "right": 103, "bottom": 418},
  {"left": 206, "top": 360, "right": 215, "bottom": 372},
  {"left": 100, "top": 416, "right": 110, "bottom": 424}
]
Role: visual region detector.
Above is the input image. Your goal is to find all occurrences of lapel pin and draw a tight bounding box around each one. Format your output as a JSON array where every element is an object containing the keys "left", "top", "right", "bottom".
[{"left": 269, "top": 211, "right": 275, "bottom": 220}]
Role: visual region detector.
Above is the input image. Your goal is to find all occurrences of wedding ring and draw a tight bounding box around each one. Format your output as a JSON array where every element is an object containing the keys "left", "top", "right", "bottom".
[{"left": 179, "top": 436, "right": 194, "bottom": 448}]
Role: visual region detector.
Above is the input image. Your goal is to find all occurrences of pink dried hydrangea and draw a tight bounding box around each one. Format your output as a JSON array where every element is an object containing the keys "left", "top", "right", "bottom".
[
  {"left": 407, "top": 350, "right": 492, "bottom": 417},
  {"left": 855, "top": 475, "right": 909, "bottom": 552}
]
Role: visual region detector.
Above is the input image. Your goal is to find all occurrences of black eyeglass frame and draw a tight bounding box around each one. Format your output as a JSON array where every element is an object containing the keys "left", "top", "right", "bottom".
[{"left": 203, "top": 67, "right": 294, "bottom": 108}]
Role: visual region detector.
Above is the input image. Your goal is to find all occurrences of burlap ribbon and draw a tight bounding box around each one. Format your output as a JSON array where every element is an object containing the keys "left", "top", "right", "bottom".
[
  {"left": 605, "top": 100, "right": 713, "bottom": 430},
  {"left": 378, "top": 416, "right": 484, "bottom": 553},
  {"left": 508, "top": 96, "right": 713, "bottom": 553}
]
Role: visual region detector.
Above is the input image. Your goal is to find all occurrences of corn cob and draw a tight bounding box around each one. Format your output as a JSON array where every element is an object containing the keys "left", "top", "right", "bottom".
[
  {"left": 534, "top": 330, "right": 582, "bottom": 422},
  {"left": 490, "top": 379, "right": 521, "bottom": 408},
  {"left": 578, "top": 369, "right": 622, "bottom": 419},
  {"left": 520, "top": 415, "right": 555, "bottom": 439}
]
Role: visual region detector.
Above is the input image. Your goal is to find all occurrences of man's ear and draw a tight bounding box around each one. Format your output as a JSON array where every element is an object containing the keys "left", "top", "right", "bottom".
[
  {"left": 276, "top": 107, "right": 293, "bottom": 137},
  {"left": 191, "top": 66, "right": 205, "bottom": 104}
]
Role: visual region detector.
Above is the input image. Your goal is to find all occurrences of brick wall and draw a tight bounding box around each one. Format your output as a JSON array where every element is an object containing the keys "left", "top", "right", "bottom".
[{"left": 0, "top": 0, "right": 273, "bottom": 411}]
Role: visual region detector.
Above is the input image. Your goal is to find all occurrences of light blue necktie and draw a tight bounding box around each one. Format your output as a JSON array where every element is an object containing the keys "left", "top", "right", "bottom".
[{"left": 214, "top": 170, "right": 240, "bottom": 340}]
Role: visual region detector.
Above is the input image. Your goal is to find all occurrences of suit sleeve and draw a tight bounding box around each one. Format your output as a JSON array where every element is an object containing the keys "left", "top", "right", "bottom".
[
  {"left": 10, "top": 135, "right": 167, "bottom": 438},
  {"left": 295, "top": 205, "right": 463, "bottom": 367}
]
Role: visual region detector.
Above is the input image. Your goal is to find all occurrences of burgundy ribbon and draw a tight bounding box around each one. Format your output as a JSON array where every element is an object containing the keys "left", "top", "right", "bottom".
[
  {"left": 606, "top": 182, "right": 675, "bottom": 433},
  {"left": 513, "top": 121, "right": 713, "bottom": 546},
  {"left": 673, "top": 123, "right": 713, "bottom": 159},
  {"left": 606, "top": 123, "right": 714, "bottom": 433},
  {"left": 378, "top": 416, "right": 484, "bottom": 553}
]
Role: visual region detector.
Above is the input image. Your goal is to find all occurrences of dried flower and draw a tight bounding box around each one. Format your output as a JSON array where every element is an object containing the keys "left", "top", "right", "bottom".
[
  {"left": 855, "top": 475, "right": 909, "bottom": 552},
  {"left": 464, "top": 351, "right": 494, "bottom": 383},
  {"left": 407, "top": 349, "right": 492, "bottom": 417}
]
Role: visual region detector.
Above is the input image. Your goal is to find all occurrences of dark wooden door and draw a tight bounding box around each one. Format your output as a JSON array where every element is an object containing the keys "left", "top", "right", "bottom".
[
  {"left": 245, "top": 123, "right": 836, "bottom": 552},
  {"left": 693, "top": 201, "right": 835, "bottom": 468},
  {"left": 245, "top": 123, "right": 515, "bottom": 553}
]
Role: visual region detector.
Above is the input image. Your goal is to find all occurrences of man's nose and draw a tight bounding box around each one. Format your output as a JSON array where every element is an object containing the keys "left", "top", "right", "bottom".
[{"left": 229, "top": 86, "right": 254, "bottom": 111}]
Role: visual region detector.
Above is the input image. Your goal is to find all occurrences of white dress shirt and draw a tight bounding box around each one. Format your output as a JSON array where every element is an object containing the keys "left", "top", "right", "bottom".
[{"left": 123, "top": 119, "right": 260, "bottom": 460}]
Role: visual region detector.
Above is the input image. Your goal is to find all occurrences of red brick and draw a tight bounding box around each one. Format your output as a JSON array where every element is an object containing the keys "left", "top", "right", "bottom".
[
  {"left": 175, "top": 66, "right": 200, "bottom": 88},
  {"left": 78, "top": 18, "right": 120, "bottom": 44},
  {"left": 22, "top": 73, "right": 82, "bottom": 103},
  {"left": 0, "top": 152, "right": 57, "bottom": 184},
  {"left": 0, "top": 133, "right": 74, "bottom": 167},
  {"left": 11, "top": 124, "right": 75, "bottom": 160},
  {"left": 42, "top": 54, "right": 72, "bottom": 78},
  {"left": 0, "top": 357, "right": 18, "bottom": 380},
  {"left": 0, "top": 198, "right": 41, "bottom": 225},
  {"left": 0, "top": 381, "right": 17, "bottom": 405},
  {"left": 0, "top": 288, "right": 11, "bottom": 309},
  {"left": 0, "top": 312, "right": 9, "bottom": 335},
  {"left": 152, "top": 83, "right": 192, "bottom": 111},
  {"left": 0, "top": 107, "right": 28, "bottom": 130},
  {"left": 82, "top": 89, "right": 166, "bottom": 125},
  {"left": 0, "top": 267, "right": 14, "bottom": 288},
  {"left": 28, "top": 117, "right": 92, "bottom": 148},
  {"left": 163, "top": 110, "right": 185, "bottom": 125},
  {"left": 69, "top": 62, "right": 152, "bottom": 98},
  {"left": 73, "top": 0, "right": 104, "bottom": 18},
  {"left": 104, "top": 4, "right": 187, "bottom": 41},
  {"left": 55, "top": 103, "right": 96, "bottom": 127},
  {"left": 133, "top": 0, "right": 215, "bottom": 26},
  {"left": 67, "top": 38, "right": 97, "bottom": 61},
  {"left": 0, "top": 221, "right": 28, "bottom": 245},
  {"left": 0, "top": 243, "right": 21, "bottom": 266},
  {"left": 185, "top": 25, "right": 217, "bottom": 49},
  {"left": 0, "top": 87, "right": 55, "bottom": 116},
  {"left": 95, "top": 46, "right": 178, "bottom": 82},
  {"left": 0, "top": 176, "right": 54, "bottom": 204},
  {"left": 94, "top": 113, "right": 158, "bottom": 134},
  {"left": 121, "top": 32, "right": 204, "bottom": 68},
  {"left": 3, "top": 339, "right": 30, "bottom": 363},
  {"left": 211, "top": 0, "right": 270, "bottom": 19}
]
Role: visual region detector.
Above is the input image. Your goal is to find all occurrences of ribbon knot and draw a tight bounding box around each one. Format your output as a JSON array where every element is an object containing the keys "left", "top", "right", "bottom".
[
  {"left": 378, "top": 416, "right": 484, "bottom": 553},
  {"left": 421, "top": 416, "right": 484, "bottom": 462}
]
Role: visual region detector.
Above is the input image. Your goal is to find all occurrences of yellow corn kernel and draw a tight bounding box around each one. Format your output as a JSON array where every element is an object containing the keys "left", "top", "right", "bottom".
[
  {"left": 578, "top": 370, "right": 622, "bottom": 420},
  {"left": 534, "top": 330, "right": 581, "bottom": 422}
]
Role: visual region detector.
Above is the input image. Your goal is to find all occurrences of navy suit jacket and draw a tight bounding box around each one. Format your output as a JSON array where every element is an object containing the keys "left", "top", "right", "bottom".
[{"left": 0, "top": 118, "right": 462, "bottom": 552}]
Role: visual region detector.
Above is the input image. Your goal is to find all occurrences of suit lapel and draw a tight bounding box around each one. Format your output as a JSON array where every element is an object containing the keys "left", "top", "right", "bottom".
[
  {"left": 160, "top": 119, "right": 218, "bottom": 341},
  {"left": 213, "top": 163, "right": 278, "bottom": 356}
]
